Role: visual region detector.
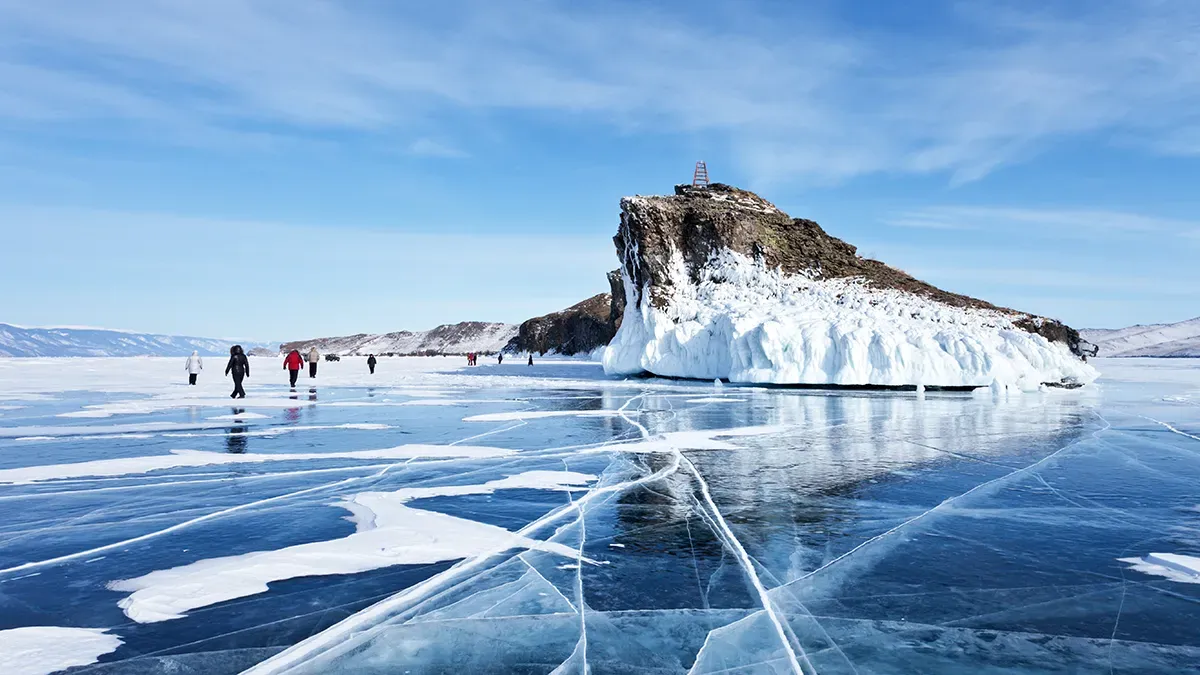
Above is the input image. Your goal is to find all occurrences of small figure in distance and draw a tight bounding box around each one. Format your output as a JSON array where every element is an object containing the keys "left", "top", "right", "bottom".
[
  {"left": 498, "top": 353, "right": 503, "bottom": 365},
  {"left": 367, "top": 354, "right": 377, "bottom": 374},
  {"left": 185, "top": 350, "right": 203, "bottom": 385},
  {"left": 284, "top": 349, "right": 303, "bottom": 388},
  {"left": 528, "top": 353, "right": 533, "bottom": 366},
  {"left": 224, "top": 345, "right": 250, "bottom": 399},
  {"left": 308, "top": 346, "right": 320, "bottom": 379}
]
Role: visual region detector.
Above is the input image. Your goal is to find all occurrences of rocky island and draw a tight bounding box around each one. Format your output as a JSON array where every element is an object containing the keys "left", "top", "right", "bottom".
[{"left": 602, "top": 184, "right": 1097, "bottom": 389}]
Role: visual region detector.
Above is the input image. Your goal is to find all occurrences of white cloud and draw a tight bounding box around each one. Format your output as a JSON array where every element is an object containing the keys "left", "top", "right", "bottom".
[
  {"left": 886, "top": 206, "right": 1200, "bottom": 238},
  {"left": 904, "top": 267, "right": 1197, "bottom": 297},
  {"left": 1, "top": 1, "right": 1199, "bottom": 182},
  {"left": 408, "top": 138, "right": 468, "bottom": 159}
]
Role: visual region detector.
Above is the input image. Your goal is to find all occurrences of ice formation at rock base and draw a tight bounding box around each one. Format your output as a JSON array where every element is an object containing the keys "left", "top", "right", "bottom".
[{"left": 605, "top": 249, "right": 1098, "bottom": 389}]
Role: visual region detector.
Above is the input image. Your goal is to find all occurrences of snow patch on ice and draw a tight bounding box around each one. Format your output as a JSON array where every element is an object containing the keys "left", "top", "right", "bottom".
[
  {"left": 207, "top": 411, "right": 270, "bottom": 421},
  {"left": 387, "top": 470, "right": 595, "bottom": 502},
  {"left": 0, "top": 626, "right": 123, "bottom": 675},
  {"left": 593, "top": 425, "right": 787, "bottom": 455},
  {"left": 604, "top": 248, "right": 1097, "bottom": 388},
  {"left": 109, "top": 470, "right": 597, "bottom": 623},
  {"left": 1120, "top": 552, "right": 1200, "bottom": 583},
  {"left": 0, "top": 444, "right": 514, "bottom": 484},
  {"left": 57, "top": 396, "right": 317, "bottom": 418},
  {"left": 163, "top": 423, "right": 392, "bottom": 438},
  {"left": 464, "top": 410, "right": 622, "bottom": 422},
  {"left": 0, "top": 393, "right": 56, "bottom": 402},
  {"left": 0, "top": 421, "right": 234, "bottom": 438},
  {"left": 686, "top": 397, "right": 747, "bottom": 404}
]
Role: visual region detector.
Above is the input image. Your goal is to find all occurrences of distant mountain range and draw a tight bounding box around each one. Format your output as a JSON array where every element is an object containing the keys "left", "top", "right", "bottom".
[
  {"left": 280, "top": 321, "right": 518, "bottom": 356},
  {"left": 10, "top": 313, "right": 1198, "bottom": 360},
  {"left": 0, "top": 324, "right": 272, "bottom": 358},
  {"left": 1081, "top": 317, "right": 1200, "bottom": 357}
]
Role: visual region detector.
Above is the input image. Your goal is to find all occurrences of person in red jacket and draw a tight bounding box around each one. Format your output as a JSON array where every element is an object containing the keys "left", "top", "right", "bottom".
[{"left": 284, "top": 349, "right": 304, "bottom": 388}]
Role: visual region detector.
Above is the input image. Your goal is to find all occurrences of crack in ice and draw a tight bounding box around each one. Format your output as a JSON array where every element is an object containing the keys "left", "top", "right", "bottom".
[
  {"left": 0, "top": 464, "right": 403, "bottom": 577},
  {"left": 793, "top": 411, "right": 1112, "bottom": 587}
]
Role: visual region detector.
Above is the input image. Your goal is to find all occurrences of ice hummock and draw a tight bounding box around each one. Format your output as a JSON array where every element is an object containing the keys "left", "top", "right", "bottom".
[{"left": 604, "top": 249, "right": 1098, "bottom": 388}]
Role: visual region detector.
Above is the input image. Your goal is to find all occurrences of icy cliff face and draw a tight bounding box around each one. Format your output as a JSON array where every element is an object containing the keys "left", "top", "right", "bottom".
[{"left": 603, "top": 185, "right": 1097, "bottom": 388}]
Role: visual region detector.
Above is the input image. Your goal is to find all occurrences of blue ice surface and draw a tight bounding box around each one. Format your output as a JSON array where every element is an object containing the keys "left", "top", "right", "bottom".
[{"left": 0, "top": 358, "right": 1198, "bottom": 674}]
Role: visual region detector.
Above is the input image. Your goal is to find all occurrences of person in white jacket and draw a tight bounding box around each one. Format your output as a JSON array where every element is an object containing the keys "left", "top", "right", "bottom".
[
  {"left": 185, "top": 351, "right": 203, "bottom": 385},
  {"left": 308, "top": 347, "right": 320, "bottom": 379}
]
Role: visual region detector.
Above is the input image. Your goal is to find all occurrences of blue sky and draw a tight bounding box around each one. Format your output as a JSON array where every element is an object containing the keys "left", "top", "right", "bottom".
[{"left": 1, "top": 0, "right": 1198, "bottom": 341}]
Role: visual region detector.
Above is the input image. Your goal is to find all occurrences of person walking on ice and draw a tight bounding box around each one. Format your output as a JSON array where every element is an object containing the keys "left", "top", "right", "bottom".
[
  {"left": 367, "top": 354, "right": 377, "bottom": 374},
  {"left": 284, "top": 349, "right": 303, "bottom": 388},
  {"left": 528, "top": 354, "right": 533, "bottom": 366},
  {"left": 185, "top": 350, "right": 203, "bottom": 385},
  {"left": 497, "top": 353, "right": 503, "bottom": 365},
  {"left": 308, "top": 347, "right": 320, "bottom": 378},
  {"left": 224, "top": 345, "right": 250, "bottom": 399}
]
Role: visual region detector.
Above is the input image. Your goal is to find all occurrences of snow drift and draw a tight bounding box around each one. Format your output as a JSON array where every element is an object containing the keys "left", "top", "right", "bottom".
[{"left": 603, "top": 184, "right": 1097, "bottom": 389}]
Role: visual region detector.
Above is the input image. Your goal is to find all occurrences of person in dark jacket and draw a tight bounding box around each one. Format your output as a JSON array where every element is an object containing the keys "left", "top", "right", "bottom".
[
  {"left": 224, "top": 345, "right": 250, "bottom": 399},
  {"left": 367, "top": 354, "right": 377, "bottom": 374},
  {"left": 497, "top": 353, "right": 503, "bottom": 365},
  {"left": 284, "top": 349, "right": 303, "bottom": 388},
  {"left": 527, "top": 354, "right": 533, "bottom": 366}
]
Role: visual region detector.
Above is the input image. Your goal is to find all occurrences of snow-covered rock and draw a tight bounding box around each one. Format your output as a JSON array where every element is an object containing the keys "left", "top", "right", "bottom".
[{"left": 603, "top": 184, "right": 1097, "bottom": 388}]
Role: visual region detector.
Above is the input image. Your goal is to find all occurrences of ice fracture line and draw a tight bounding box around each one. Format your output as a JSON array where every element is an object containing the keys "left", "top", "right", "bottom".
[
  {"left": 0, "top": 463, "right": 403, "bottom": 577},
  {"left": 681, "top": 453, "right": 811, "bottom": 675},
  {"left": 1138, "top": 414, "right": 1200, "bottom": 443},
  {"left": 613, "top": 392, "right": 808, "bottom": 673},
  {"left": 795, "top": 411, "right": 1111, "bottom": 585},
  {"left": 244, "top": 433, "right": 683, "bottom": 675}
]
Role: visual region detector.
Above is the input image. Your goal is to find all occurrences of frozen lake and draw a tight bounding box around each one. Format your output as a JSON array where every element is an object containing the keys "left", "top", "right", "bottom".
[{"left": 0, "top": 356, "right": 1198, "bottom": 674}]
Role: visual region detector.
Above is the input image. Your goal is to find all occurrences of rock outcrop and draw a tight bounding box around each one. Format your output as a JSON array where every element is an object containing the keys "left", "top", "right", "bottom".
[
  {"left": 502, "top": 270, "right": 626, "bottom": 357},
  {"left": 506, "top": 291, "right": 617, "bottom": 356},
  {"left": 603, "top": 184, "right": 1097, "bottom": 388}
]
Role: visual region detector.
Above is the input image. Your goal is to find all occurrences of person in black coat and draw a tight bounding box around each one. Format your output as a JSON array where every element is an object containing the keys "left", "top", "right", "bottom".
[
  {"left": 224, "top": 345, "right": 250, "bottom": 399},
  {"left": 367, "top": 354, "right": 377, "bottom": 374}
]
